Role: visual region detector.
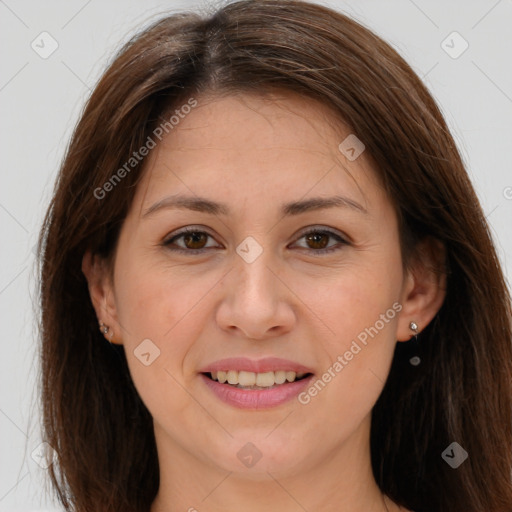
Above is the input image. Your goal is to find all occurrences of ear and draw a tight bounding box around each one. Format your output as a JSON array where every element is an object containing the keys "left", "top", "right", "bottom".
[
  {"left": 396, "top": 236, "right": 447, "bottom": 341},
  {"left": 82, "top": 249, "right": 123, "bottom": 344}
]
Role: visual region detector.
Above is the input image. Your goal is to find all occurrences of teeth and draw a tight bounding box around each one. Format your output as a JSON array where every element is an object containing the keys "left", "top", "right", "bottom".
[
  {"left": 227, "top": 370, "right": 238, "bottom": 385},
  {"left": 208, "top": 370, "right": 308, "bottom": 387},
  {"left": 240, "top": 371, "right": 257, "bottom": 386},
  {"left": 274, "top": 370, "right": 287, "bottom": 384}
]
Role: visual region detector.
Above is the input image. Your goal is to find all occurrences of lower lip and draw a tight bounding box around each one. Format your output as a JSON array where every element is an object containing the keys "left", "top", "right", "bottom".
[{"left": 200, "top": 373, "right": 314, "bottom": 409}]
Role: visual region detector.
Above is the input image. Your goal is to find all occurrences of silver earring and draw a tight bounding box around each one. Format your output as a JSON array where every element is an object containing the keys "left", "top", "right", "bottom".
[
  {"left": 408, "top": 321, "right": 421, "bottom": 366},
  {"left": 99, "top": 321, "right": 113, "bottom": 343}
]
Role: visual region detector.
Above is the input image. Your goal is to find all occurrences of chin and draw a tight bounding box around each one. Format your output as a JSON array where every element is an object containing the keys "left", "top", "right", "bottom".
[{"left": 208, "top": 438, "right": 310, "bottom": 478}]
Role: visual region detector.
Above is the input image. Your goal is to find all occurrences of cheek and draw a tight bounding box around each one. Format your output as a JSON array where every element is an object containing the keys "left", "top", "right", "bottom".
[
  {"left": 293, "top": 258, "right": 401, "bottom": 409},
  {"left": 113, "top": 263, "right": 213, "bottom": 421},
  {"left": 114, "top": 258, "right": 222, "bottom": 367},
  {"left": 295, "top": 259, "right": 401, "bottom": 348}
]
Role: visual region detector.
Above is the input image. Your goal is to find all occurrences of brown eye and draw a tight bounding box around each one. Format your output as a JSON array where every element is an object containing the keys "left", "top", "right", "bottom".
[
  {"left": 164, "top": 226, "right": 348, "bottom": 256},
  {"left": 182, "top": 232, "right": 208, "bottom": 250},
  {"left": 164, "top": 228, "right": 219, "bottom": 253},
  {"left": 305, "top": 232, "right": 330, "bottom": 250},
  {"left": 292, "top": 228, "right": 348, "bottom": 255}
]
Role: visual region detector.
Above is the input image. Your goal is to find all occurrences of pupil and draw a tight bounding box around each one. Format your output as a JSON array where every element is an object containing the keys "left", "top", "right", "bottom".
[
  {"left": 185, "top": 232, "right": 206, "bottom": 249},
  {"left": 307, "top": 233, "right": 328, "bottom": 249},
  {"left": 183, "top": 232, "right": 329, "bottom": 250}
]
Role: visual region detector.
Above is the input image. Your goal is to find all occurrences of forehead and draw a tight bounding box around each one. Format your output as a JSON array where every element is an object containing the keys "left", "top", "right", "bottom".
[
  {"left": 162, "top": 91, "right": 344, "bottom": 150},
  {"left": 132, "top": 91, "right": 384, "bottom": 217}
]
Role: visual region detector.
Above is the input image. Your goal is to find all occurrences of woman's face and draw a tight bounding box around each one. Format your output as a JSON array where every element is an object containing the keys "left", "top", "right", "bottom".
[{"left": 90, "top": 91, "right": 429, "bottom": 479}]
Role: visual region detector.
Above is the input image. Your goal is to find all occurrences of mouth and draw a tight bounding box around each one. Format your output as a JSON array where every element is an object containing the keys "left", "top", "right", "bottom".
[
  {"left": 198, "top": 357, "right": 315, "bottom": 408},
  {"left": 201, "top": 370, "right": 313, "bottom": 390}
]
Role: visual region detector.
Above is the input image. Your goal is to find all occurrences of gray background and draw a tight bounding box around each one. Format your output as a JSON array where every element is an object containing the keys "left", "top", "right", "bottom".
[{"left": 1, "top": 0, "right": 511, "bottom": 510}]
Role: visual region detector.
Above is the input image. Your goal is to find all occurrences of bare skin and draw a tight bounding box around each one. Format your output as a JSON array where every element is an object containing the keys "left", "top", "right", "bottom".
[{"left": 83, "top": 91, "right": 444, "bottom": 512}]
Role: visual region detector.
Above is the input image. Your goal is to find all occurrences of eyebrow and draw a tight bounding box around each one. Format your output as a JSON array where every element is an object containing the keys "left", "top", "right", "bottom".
[{"left": 142, "top": 193, "right": 368, "bottom": 219}]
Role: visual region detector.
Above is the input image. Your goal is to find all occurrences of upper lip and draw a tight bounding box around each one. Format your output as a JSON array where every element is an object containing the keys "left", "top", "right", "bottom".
[{"left": 199, "top": 357, "right": 314, "bottom": 374}]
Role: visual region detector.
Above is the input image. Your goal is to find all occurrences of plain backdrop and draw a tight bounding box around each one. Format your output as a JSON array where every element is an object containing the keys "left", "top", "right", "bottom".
[{"left": 1, "top": 0, "right": 511, "bottom": 510}]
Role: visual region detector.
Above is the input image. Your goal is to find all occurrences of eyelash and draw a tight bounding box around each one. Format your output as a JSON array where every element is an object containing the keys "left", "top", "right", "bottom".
[{"left": 162, "top": 226, "right": 349, "bottom": 256}]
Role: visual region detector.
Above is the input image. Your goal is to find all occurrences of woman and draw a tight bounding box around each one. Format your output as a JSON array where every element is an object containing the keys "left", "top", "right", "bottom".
[{"left": 36, "top": 1, "right": 512, "bottom": 511}]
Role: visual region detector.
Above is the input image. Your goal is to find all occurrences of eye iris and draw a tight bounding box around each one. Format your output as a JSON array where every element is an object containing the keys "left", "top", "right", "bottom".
[
  {"left": 175, "top": 230, "right": 335, "bottom": 251},
  {"left": 306, "top": 232, "right": 329, "bottom": 249},
  {"left": 184, "top": 232, "right": 207, "bottom": 249}
]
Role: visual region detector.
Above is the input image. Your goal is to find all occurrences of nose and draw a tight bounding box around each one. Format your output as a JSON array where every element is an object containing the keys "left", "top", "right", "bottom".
[{"left": 215, "top": 248, "right": 296, "bottom": 340}]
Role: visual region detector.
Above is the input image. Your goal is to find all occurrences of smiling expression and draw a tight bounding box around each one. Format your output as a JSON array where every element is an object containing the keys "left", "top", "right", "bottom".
[{"left": 89, "top": 90, "right": 418, "bottom": 479}]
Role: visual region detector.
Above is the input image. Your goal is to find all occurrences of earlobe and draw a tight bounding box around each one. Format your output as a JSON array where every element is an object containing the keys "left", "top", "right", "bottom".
[
  {"left": 396, "top": 237, "right": 447, "bottom": 342},
  {"left": 82, "top": 250, "right": 123, "bottom": 344}
]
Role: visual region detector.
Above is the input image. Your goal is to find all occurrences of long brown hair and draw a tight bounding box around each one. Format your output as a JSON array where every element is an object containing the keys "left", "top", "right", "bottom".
[{"left": 36, "top": 1, "right": 512, "bottom": 511}]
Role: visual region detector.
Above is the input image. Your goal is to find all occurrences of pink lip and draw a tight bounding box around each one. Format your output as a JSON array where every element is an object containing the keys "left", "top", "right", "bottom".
[
  {"left": 200, "top": 373, "right": 314, "bottom": 409},
  {"left": 199, "top": 357, "right": 314, "bottom": 374}
]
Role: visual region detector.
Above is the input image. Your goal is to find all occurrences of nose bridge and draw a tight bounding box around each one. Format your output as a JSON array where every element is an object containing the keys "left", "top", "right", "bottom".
[
  {"left": 233, "top": 236, "right": 277, "bottom": 302},
  {"left": 215, "top": 234, "right": 295, "bottom": 339}
]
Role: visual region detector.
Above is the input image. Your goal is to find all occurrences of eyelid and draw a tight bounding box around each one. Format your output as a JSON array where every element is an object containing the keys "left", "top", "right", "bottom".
[
  {"left": 163, "top": 225, "right": 222, "bottom": 251},
  {"left": 163, "top": 224, "right": 350, "bottom": 255},
  {"left": 293, "top": 225, "right": 349, "bottom": 243},
  {"left": 289, "top": 226, "right": 349, "bottom": 254}
]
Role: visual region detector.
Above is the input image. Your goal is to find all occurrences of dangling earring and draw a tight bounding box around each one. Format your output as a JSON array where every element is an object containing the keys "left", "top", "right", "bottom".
[
  {"left": 99, "top": 321, "right": 114, "bottom": 344},
  {"left": 408, "top": 321, "right": 421, "bottom": 366}
]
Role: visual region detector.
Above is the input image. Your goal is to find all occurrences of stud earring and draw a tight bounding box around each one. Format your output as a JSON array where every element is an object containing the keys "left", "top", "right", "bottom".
[
  {"left": 99, "top": 321, "right": 114, "bottom": 344},
  {"left": 408, "top": 321, "right": 421, "bottom": 366}
]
